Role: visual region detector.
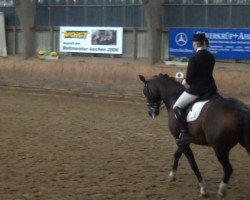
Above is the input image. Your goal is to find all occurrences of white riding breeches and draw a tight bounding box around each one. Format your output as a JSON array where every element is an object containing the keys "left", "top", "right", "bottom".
[{"left": 173, "top": 91, "right": 199, "bottom": 109}]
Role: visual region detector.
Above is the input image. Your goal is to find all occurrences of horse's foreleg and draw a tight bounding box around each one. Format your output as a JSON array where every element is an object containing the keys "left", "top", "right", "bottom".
[
  {"left": 182, "top": 145, "right": 208, "bottom": 197},
  {"left": 169, "top": 146, "right": 183, "bottom": 182},
  {"left": 215, "top": 150, "right": 233, "bottom": 197}
]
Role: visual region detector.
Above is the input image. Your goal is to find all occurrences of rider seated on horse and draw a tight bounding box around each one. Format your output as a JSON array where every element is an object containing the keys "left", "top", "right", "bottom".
[{"left": 173, "top": 33, "right": 218, "bottom": 145}]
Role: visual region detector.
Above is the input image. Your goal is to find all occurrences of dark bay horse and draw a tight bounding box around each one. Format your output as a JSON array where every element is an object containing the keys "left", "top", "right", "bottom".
[{"left": 139, "top": 74, "right": 250, "bottom": 197}]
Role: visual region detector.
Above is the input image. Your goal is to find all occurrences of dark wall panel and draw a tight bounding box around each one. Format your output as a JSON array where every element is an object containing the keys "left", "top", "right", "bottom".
[
  {"left": 68, "top": 7, "right": 85, "bottom": 26},
  {"left": 35, "top": 6, "right": 49, "bottom": 26},
  {"left": 163, "top": 5, "right": 250, "bottom": 28},
  {"left": 1, "top": 7, "right": 19, "bottom": 26},
  {"left": 184, "top": 6, "right": 206, "bottom": 27},
  {"left": 85, "top": 7, "right": 103, "bottom": 26},
  {"left": 125, "top": 6, "right": 145, "bottom": 27},
  {"left": 163, "top": 6, "right": 184, "bottom": 27},
  {"left": 50, "top": 7, "right": 66, "bottom": 26},
  {"left": 207, "top": 6, "right": 231, "bottom": 27},
  {"left": 105, "top": 7, "right": 123, "bottom": 26},
  {"left": 2, "top": 2, "right": 250, "bottom": 28},
  {"left": 86, "top": 0, "right": 104, "bottom": 5},
  {"left": 232, "top": 6, "right": 250, "bottom": 27}
]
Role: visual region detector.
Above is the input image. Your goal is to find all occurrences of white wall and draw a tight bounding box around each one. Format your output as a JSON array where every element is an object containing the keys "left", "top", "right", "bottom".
[{"left": 0, "top": 12, "right": 7, "bottom": 57}]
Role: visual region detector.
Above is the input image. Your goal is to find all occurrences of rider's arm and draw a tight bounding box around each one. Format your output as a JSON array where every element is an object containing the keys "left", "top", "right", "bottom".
[{"left": 186, "top": 56, "right": 195, "bottom": 85}]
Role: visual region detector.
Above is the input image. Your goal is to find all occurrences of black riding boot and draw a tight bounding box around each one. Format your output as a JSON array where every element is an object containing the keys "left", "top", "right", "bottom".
[{"left": 174, "top": 107, "right": 193, "bottom": 145}]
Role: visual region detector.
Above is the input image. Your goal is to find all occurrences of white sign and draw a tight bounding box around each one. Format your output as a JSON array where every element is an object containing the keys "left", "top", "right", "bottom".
[
  {"left": 0, "top": 12, "right": 7, "bottom": 57},
  {"left": 60, "top": 26, "right": 123, "bottom": 54}
]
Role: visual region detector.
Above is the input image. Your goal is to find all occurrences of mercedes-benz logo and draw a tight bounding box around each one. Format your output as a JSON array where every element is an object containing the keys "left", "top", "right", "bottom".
[{"left": 175, "top": 33, "right": 188, "bottom": 46}]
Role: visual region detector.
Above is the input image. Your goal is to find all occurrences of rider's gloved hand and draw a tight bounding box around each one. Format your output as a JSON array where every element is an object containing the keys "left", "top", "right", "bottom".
[
  {"left": 181, "top": 79, "right": 189, "bottom": 88},
  {"left": 182, "top": 79, "right": 187, "bottom": 85}
]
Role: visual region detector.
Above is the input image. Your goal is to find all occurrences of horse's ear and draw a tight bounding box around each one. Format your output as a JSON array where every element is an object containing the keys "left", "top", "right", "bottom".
[{"left": 138, "top": 75, "right": 147, "bottom": 84}]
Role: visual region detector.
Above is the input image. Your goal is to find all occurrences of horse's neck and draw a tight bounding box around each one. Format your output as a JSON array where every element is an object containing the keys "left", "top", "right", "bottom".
[
  {"left": 156, "top": 76, "right": 184, "bottom": 110},
  {"left": 162, "top": 92, "right": 182, "bottom": 111}
]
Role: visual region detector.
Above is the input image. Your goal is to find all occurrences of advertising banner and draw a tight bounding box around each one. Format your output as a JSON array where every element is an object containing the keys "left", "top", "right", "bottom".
[
  {"left": 169, "top": 28, "right": 250, "bottom": 59},
  {"left": 60, "top": 26, "right": 123, "bottom": 54},
  {"left": 0, "top": 12, "right": 7, "bottom": 57}
]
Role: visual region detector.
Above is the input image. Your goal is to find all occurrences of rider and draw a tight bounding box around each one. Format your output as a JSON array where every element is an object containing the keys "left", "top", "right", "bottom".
[{"left": 173, "top": 33, "right": 218, "bottom": 145}]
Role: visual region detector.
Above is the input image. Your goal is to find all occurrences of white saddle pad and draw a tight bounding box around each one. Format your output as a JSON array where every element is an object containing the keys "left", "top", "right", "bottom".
[{"left": 186, "top": 100, "right": 209, "bottom": 122}]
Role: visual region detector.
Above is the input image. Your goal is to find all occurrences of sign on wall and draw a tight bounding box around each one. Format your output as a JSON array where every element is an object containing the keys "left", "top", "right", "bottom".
[
  {"left": 60, "top": 26, "right": 123, "bottom": 54},
  {"left": 169, "top": 28, "right": 250, "bottom": 59},
  {"left": 0, "top": 12, "right": 7, "bottom": 57}
]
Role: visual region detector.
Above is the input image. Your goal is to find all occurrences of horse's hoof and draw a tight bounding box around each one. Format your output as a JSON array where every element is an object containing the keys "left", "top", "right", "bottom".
[
  {"left": 218, "top": 181, "right": 227, "bottom": 197},
  {"left": 169, "top": 176, "right": 176, "bottom": 182},
  {"left": 169, "top": 171, "right": 176, "bottom": 182},
  {"left": 199, "top": 182, "right": 209, "bottom": 198},
  {"left": 218, "top": 191, "right": 226, "bottom": 197},
  {"left": 200, "top": 188, "right": 209, "bottom": 198},
  {"left": 200, "top": 192, "right": 209, "bottom": 198},
  {"left": 218, "top": 190, "right": 227, "bottom": 197}
]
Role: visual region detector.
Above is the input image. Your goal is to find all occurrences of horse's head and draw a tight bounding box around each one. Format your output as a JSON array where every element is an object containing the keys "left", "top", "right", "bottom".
[{"left": 139, "top": 75, "right": 162, "bottom": 119}]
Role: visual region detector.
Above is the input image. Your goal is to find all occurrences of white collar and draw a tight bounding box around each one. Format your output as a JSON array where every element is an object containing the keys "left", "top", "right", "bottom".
[{"left": 196, "top": 47, "right": 205, "bottom": 52}]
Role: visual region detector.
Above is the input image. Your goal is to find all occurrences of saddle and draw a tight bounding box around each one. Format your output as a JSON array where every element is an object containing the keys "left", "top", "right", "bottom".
[{"left": 186, "top": 92, "right": 222, "bottom": 122}]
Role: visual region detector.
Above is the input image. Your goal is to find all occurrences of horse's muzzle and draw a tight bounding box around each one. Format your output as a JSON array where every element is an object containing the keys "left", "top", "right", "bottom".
[{"left": 148, "top": 106, "right": 160, "bottom": 119}]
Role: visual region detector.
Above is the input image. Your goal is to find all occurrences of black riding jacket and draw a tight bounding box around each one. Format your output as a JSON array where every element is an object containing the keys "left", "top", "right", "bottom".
[{"left": 186, "top": 49, "right": 217, "bottom": 95}]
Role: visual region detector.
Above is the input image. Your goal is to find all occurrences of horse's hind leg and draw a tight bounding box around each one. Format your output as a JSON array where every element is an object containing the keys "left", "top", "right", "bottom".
[
  {"left": 182, "top": 145, "right": 208, "bottom": 197},
  {"left": 169, "top": 146, "right": 182, "bottom": 182},
  {"left": 215, "top": 149, "right": 233, "bottom": 197}
]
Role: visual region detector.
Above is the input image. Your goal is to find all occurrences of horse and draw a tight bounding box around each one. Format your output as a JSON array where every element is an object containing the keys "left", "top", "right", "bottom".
[{"left": 138, "top": 73, "right": 250, "bottom": 197}]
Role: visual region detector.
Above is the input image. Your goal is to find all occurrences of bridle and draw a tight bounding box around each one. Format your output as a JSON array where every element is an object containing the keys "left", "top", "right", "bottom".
[
  {"left": 144, "top": 83, "right": 162, "bottom": 110},
  {"left": 138, "top": 74, "right": 166, "bottom": 118}
]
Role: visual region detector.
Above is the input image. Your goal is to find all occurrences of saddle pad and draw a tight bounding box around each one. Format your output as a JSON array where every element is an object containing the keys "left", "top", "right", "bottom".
[{"left": 186, "top": 100, "right": 209, "bottom": 122}]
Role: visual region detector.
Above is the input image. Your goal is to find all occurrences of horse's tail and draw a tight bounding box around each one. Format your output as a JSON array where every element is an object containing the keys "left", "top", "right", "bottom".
[{"left": 240, "top": 110, "right": 250, "bottom": 155}]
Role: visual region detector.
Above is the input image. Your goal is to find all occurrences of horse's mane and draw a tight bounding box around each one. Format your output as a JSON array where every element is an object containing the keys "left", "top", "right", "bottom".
[
  {"left": 149, "top": 73, "right": 184, "bottom": 91},
  {"left": 146, "top": 73, "right": 185, "bottom": 109}
]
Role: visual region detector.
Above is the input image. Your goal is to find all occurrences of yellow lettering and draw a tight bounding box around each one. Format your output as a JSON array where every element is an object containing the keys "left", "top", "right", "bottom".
[{"left": 64, "top": 31, "right": 89, "bottom": 38}]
